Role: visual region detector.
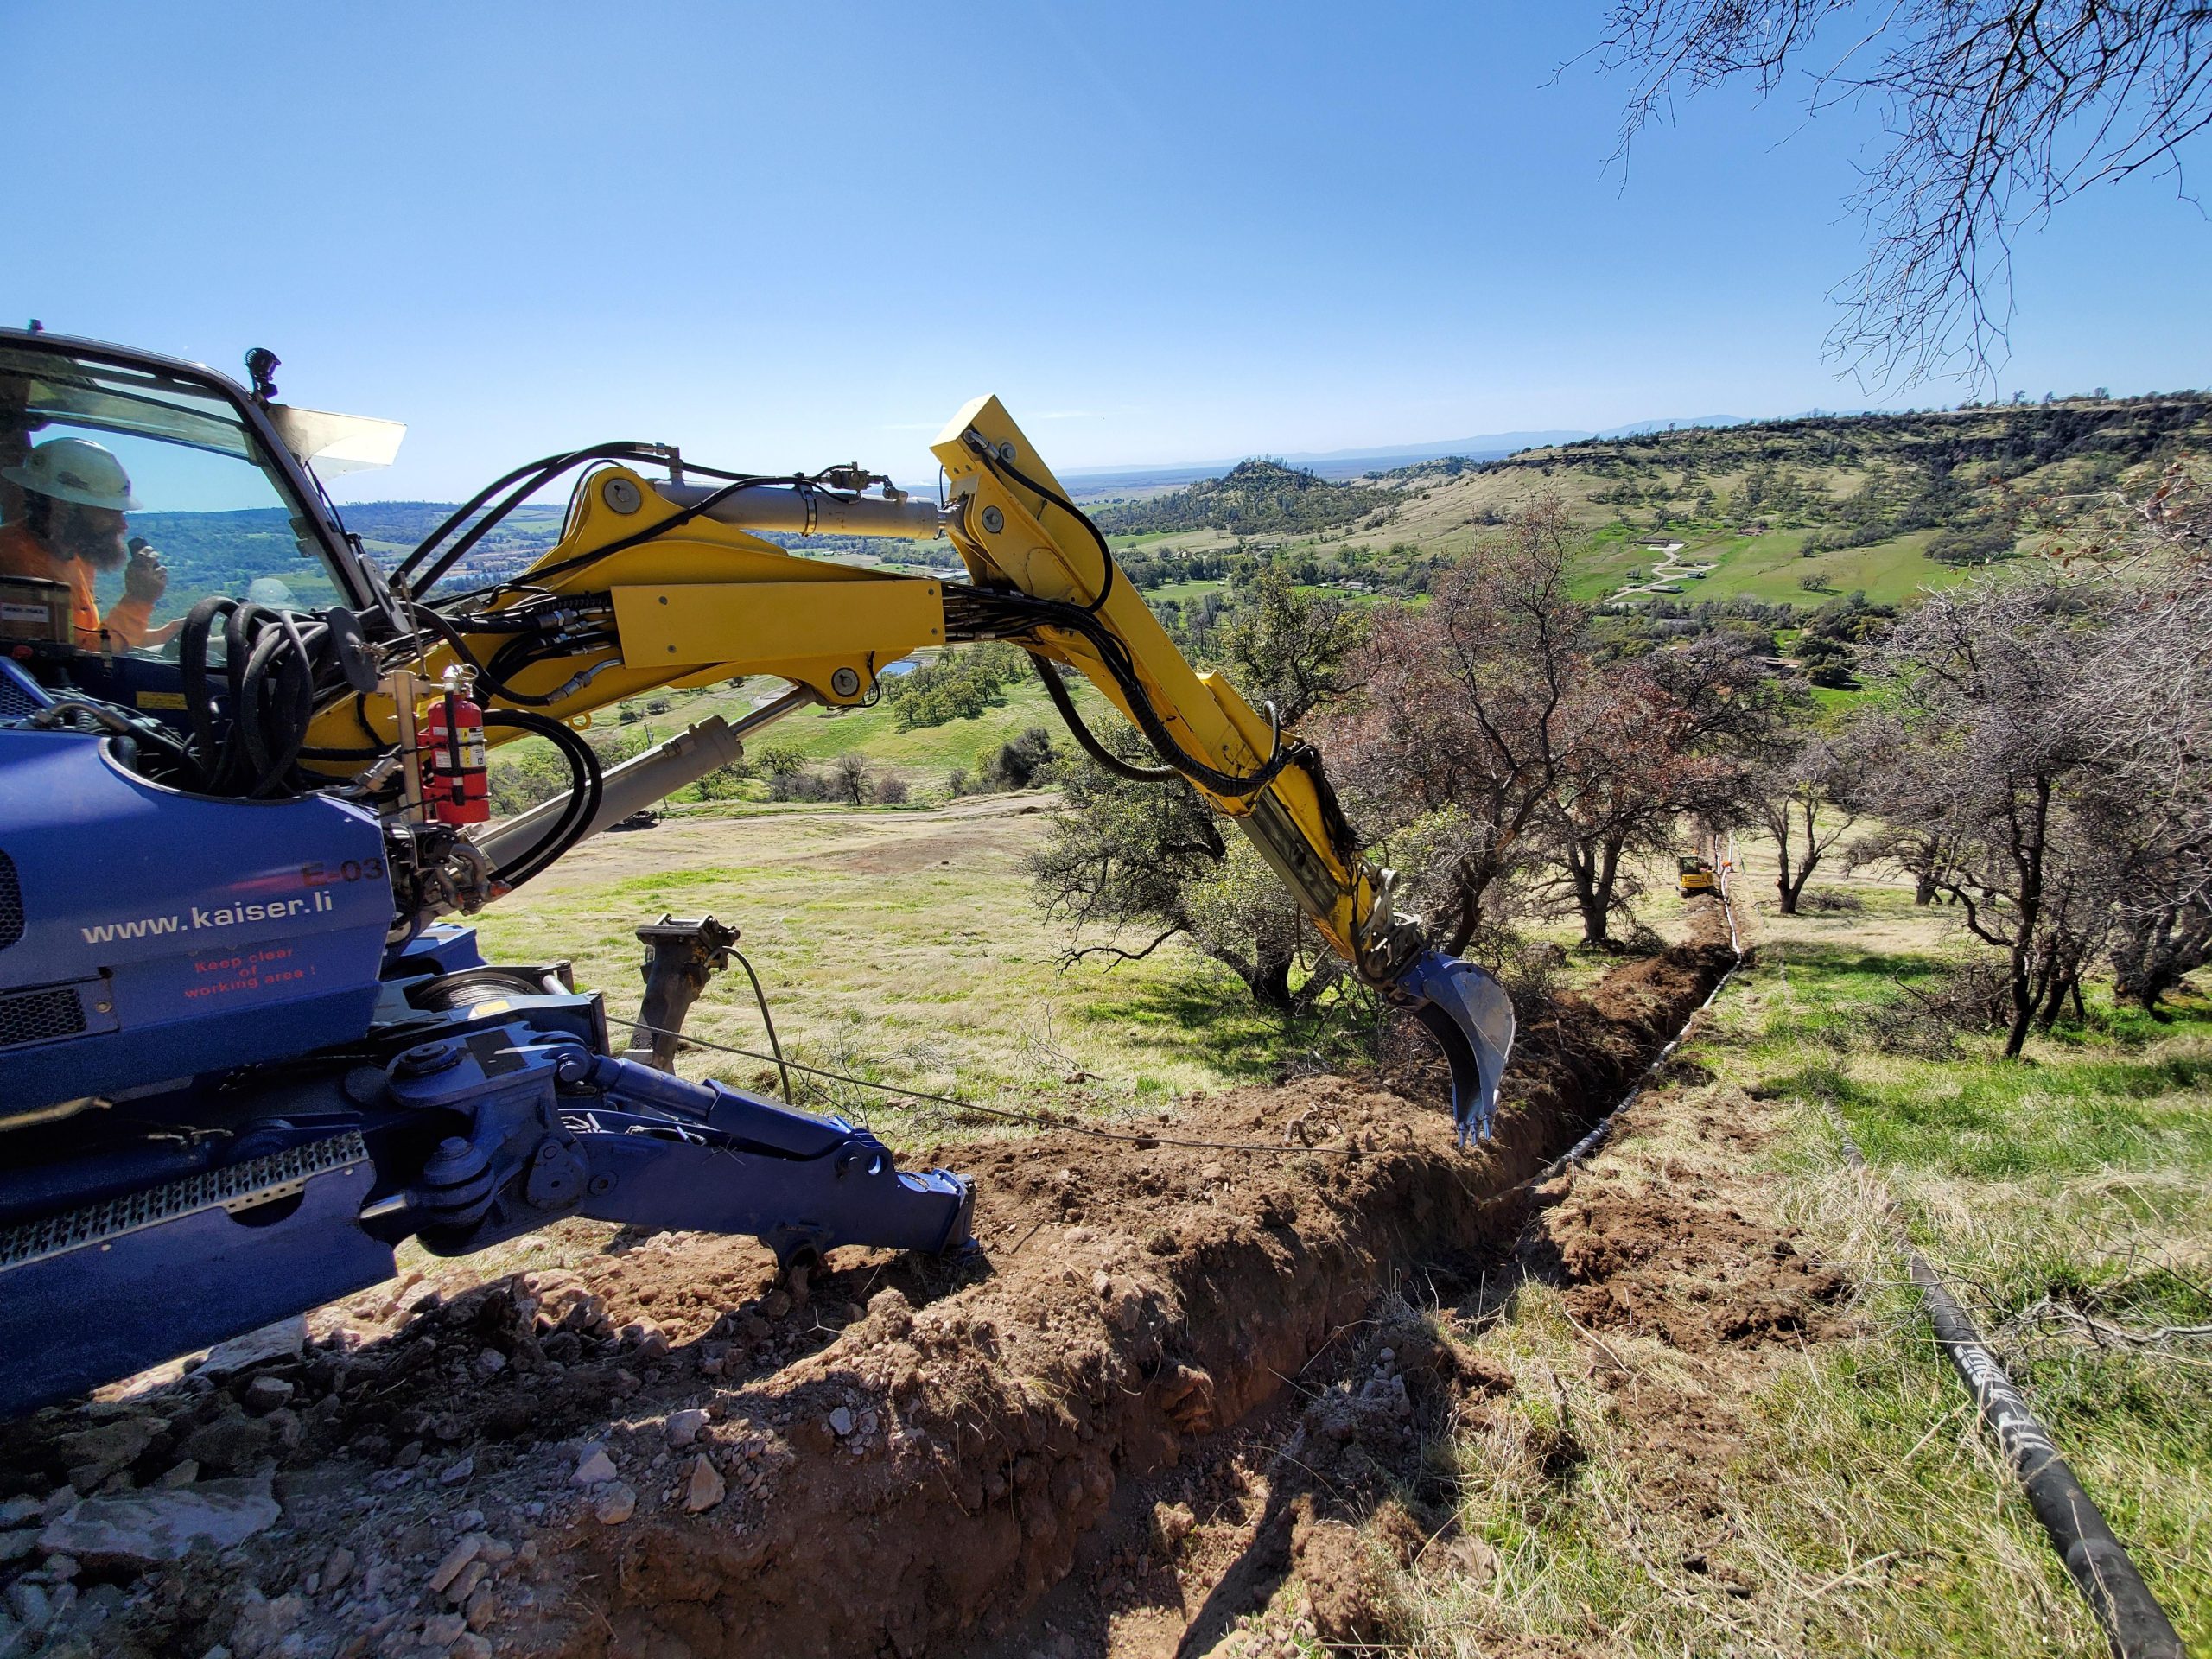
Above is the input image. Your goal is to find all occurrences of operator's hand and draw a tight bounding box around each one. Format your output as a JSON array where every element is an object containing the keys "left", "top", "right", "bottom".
[{"left": 123, "top": 541, "right": 168, "bottom": 605}]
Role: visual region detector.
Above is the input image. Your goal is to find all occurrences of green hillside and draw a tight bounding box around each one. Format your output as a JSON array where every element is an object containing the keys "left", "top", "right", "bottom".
[
  {"left": 1107, "top": 395, "right": 2212, "bottom": 611},
  {"left": 486, "top": 651, "right": 1122, "bottom": 810},
  {"left": 1094, "top": 457, "right": 1393, "bottom": 538}
]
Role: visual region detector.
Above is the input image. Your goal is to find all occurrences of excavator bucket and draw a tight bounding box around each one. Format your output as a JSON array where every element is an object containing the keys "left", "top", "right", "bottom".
[{"left": 1395, "top": 950, "right": 1518, "bottom": 1146}]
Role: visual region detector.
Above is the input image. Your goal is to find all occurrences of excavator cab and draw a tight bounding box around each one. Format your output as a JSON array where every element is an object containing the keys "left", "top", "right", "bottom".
[{"left": 1678, "top": 854, "right": 1717, "bottom": 897}]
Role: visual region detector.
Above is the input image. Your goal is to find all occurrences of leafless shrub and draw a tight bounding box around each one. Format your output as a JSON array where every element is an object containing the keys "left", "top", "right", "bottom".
[
  {"left": 1499, "top": 936, "right": 1573, "bottom": 1016},
  {"left": 1756, "top": 735, "right": 1859, "bottom": 913},
  {"left": 1864, "top": 957, "right": 2014, "bottom": 1054},
  {"left": 832, "top": 752, "right": 871, "bottom": 806},
  {"left": 1800, "top": 886, "right": 1864, "bottom": 913}
]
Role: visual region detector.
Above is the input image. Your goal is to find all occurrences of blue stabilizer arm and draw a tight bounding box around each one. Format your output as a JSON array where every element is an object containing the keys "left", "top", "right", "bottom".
[
  {"left": 555, "top": 1050, "right": 975, "bottom": 1268},
  {"left": 1393, "top": 950, "right": 1517, "bottom": 1146}
]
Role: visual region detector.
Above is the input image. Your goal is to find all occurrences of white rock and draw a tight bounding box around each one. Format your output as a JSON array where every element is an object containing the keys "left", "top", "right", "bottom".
[
  {"left": 665, "top": 1409, "right": 709, "bottom": 1449},
  {"left": 242, "top": 1376, "right": 295, "bottom": 1415},
  {"left": 828, "top": 1407, "right": 854, "bottom": 1438},
  {"left": 683, "top": 1456, "right": 724, "bottom": 1513},
  {"left": 592, "top": 1484, "right": 636, "bottom": 1525},
  {"left": 196, "top": 1319, "right": 308, "bottom": 1381},
  {"left": 427, "top": 1535, "right": 482, "bottom": 1594},
  {"left": 571, "top": 1449, "right": 616, "bottom": 1486},
  {"left": 7, "top": 1580, "right": 49, "bottom": 1637},
  {"left": 38, "top": 1478, "right": 280, "bottom": 1569},
  {"left": 229, "top": 1587, "right": 304, "bottom": 1654}
]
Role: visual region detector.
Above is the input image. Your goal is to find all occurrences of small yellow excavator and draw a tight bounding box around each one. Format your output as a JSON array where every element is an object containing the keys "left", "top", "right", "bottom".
[
  {"left": 0, "top": 330, "right": 1513, "bottom": 1415},
  {"left": 1678, "top": 853, "right": 1717, "bottom": 897}
]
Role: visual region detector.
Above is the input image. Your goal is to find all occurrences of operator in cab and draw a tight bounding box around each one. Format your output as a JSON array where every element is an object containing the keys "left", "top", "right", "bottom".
[{"left": 0, "top": 437, "right": 176, "bottom": 649}]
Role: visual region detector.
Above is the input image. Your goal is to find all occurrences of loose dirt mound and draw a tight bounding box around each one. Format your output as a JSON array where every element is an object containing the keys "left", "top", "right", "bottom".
[
  {"left": 0, "top": 923, "right": 1735, "bottom": 1659},
  {"left": 1535, "top": 1187, "right": 1854, "bottom": 1351}
]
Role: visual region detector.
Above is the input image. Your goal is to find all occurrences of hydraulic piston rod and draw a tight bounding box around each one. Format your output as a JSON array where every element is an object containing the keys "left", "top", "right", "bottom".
[
  {"left": 655, "top": 481, "right": 945, "bottom": 540},
  {"left": 476, "top": 687, "right": 816, "bottom": 868}
]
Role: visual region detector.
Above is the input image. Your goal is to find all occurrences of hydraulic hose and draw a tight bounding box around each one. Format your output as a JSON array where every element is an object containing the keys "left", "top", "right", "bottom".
[
  {"left": 1840, "top": 1131, "right": 2183, "bottom": 1659},
  {"left": 479, "top": 709, "right": 601, "bottom": 888},
  {"left": 178, "top": 594, "right": 362, "bottom": 798},
  {"left": 1029, "top": 655, "right": 1179, "bottom": 782},
  {"left": 964, "top": 435, "right": 1116, "bottom": 616},
  {"left": 950, "top": 582, "right": 1292, "bottom": 798}
]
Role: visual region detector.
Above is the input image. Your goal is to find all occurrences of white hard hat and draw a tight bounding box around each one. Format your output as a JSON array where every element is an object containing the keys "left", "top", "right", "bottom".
[{"left": 3, "top": 438, "right": 142, "bottom": 512}]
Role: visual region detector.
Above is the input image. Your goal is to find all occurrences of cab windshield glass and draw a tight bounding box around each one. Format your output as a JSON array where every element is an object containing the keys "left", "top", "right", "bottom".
[{"left": 0, "top": 345, "right": 340, "bottom": 654}]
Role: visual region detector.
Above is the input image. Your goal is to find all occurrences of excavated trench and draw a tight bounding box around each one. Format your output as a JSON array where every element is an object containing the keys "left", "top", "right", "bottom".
[{"left": 3, "top": 917, "right": 1735, "bottom": 1659}]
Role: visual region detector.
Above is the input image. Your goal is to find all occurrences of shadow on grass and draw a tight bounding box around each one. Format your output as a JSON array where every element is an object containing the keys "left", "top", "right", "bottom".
[
  {"left": 1074, "top": 969, "right": 1371, "bottom": 1086},
  {"left": 1766, "top": 942, "right": 1952, "bottom": 984}
]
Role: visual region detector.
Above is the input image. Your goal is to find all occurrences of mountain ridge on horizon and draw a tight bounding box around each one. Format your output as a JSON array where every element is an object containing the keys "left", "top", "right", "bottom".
[{"left": 1058, "top": 414, "right": 1753, "bottom": 483}]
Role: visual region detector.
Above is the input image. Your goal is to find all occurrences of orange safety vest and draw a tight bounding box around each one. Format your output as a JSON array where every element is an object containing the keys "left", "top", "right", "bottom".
[{"left": 0, "top": 522, "right": 156, "bottom": 649}]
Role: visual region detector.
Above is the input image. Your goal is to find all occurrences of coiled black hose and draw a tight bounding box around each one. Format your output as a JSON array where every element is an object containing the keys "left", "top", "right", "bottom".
[
  {"left": 179, "top": 596, "right": 357, "bottom": 798},
  {"left": 1030, "top": 656, "right": 1178, "bottom": 782},
  {"left": 478, "top": 709, "right": 602, "bottom": 889}
]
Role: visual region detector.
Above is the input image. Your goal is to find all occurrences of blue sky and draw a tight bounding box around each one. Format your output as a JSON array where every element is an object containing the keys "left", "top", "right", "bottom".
[{"left": 5, "top": 1, "right": 2205, "bottom": 500}]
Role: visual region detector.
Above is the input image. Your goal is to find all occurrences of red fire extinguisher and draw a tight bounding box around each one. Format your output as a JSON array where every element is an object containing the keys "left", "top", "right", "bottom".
[{"left": 423, "top": 669, "right": 490, "bottom": 826}]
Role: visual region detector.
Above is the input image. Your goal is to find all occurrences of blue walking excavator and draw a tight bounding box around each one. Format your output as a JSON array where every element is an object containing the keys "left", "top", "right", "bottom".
[{"left": 0, "top": 330, "right": 1513, "bottom": 1419}]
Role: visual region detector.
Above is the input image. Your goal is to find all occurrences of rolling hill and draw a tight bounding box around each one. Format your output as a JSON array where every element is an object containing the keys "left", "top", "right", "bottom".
[{"left": 1103, "top": 394, "right": 2212, "bottom": 609}]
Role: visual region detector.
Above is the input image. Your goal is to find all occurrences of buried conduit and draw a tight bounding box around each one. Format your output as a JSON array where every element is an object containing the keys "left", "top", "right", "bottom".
[{"left": 1836, "top": 1128, "right": 2184, "bottom": 1659}]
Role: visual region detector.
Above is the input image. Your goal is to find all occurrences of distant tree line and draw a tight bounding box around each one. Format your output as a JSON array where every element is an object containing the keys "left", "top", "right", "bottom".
[
  {"left": 1092, "top": 459, "right": 1395, "bottom": 539},
  {"left": 1026, "top": 465, "right": 2212, "bottom": 1076}
]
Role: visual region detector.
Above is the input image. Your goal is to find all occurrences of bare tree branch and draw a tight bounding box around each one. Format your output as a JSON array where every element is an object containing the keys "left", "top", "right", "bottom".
[{"left": 1596, "top": 1, "right": 2212, "bottom": 388}]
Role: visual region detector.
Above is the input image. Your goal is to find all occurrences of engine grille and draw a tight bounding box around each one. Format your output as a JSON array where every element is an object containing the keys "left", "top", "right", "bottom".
[
  {"left": 0, "top": 985, "right": 85, "bottom": 1050},
  {"left": 0, "top": 850, "right": 19, "bottom": 953},
  {"left": 0, "top": 673, "right": 38, "bottom": 723}
]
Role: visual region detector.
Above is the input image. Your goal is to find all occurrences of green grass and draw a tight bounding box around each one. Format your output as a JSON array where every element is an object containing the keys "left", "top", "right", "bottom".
[
  {"left": 727, "top": 677, "right": 1080, "bottom": 774},
  {"left": 1565, "top": 523, "right": 1963, "bottom": 609},
  {"left": 532, "top": 661, "right": 1126, "bottom": 789},
  {"left": 1694, "top": 528, "right": 1950, "bottom": 607},
  {"left": 1734, "top": 931, "right": 2211, "bottom": 1649},
  {"left": 1139, "top": 576, "right": 1228, "bottom": 602},
  {"left": 1396, "top": 859, "right": 2208, "bottom": 1656},
  {"left": 469, "top": 799, "right": 1345, "bottom": 1149},
  {"left": 1808, "top": 683, "right": 1866, "bottom": 717}
]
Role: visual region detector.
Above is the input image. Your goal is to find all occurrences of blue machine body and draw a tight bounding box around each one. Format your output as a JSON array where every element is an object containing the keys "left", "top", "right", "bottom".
[
  {"left": 0, "top": 329, "right": 978, "bottom": 1424},
  {"left": 0, "top": 721, "right": 975, "bottom": 1421},
  {"left": 0, "top": 725, "right": 392, "bottom": 1113}
]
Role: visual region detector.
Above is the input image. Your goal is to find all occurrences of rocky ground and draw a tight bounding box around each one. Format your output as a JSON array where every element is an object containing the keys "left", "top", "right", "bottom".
[{"left": 0, "top": 918, "right": 1740, "bottom": 1659}]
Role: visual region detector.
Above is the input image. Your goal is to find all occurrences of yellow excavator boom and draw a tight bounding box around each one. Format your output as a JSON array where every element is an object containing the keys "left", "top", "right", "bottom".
[{"left": 303, "top": 400, "right": 1514, "bottom": 1141}]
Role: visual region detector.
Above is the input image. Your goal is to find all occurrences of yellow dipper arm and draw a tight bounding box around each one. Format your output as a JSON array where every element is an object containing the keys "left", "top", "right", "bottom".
[{"left": 929, "top": 397, "right": 1422, "bottom": 986}]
